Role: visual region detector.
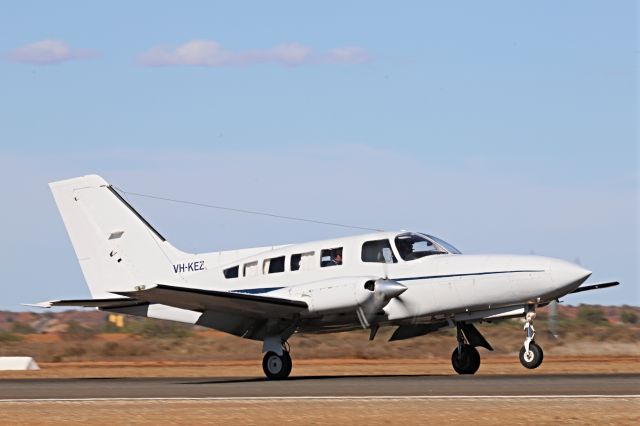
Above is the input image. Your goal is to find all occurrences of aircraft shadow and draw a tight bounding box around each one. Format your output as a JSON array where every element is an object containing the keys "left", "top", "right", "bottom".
[{"left": 181, "top": 373, "right": 449, "bottom": 385}]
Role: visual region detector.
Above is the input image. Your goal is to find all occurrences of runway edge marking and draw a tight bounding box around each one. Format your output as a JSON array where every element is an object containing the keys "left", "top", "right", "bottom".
[{"left": 1, "top": 395, "right": 639, "bottom": 403}]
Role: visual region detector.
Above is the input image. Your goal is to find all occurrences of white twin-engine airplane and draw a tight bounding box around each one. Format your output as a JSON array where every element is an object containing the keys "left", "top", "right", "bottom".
[{"left": 32, "top": 175, "right": 619, "bottom": 379}]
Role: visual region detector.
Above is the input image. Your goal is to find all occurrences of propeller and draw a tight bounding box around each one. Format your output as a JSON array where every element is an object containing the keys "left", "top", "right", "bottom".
[
  {"left": 547, "top": 257, "right": 581, "bottom": 339},
  {"left": 548, "top": 299, "right": 559, "bottom": 339},
  {"left": 356, "top": 278, "right": 407, "bottom": 330},
  {"left": 356, "top": 253, "right": 408, "bottom": 338},
  {"left": 382, "top": 257, "right": 410, "bottom": 310}
]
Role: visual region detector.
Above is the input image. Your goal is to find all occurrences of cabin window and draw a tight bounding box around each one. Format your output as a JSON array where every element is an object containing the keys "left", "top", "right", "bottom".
[
  {"left": 243, "top": 261, "right": 258, "bottom": 277},
  {"left": 223, "top": 265, "right": 239, "bottom": 279},
  {"left": 263, "top": 256, "right": 285, "bottom": 274},
  {"left": 320, "top": 247, "right": 343, "bottom": 267},
  {"left": 291, "top": 251, "right": 315, "bottom": 271},
  {"left": 361, "top": 239, "right": 397, "bottom": 263}
]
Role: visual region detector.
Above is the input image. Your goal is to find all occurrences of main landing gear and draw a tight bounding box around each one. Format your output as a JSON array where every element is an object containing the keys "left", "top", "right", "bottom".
[
  {"left": 451, "top": 344, "right": 480, "bottom": 375},
  {"left": 519, "top": 309, "right": 544, "bottom": 369},
  {"left": 450, "top": 322, "right": 493, "bottom": 375},
  {"left": 262, "top": 343, "right": 292, "bottom": 380}
]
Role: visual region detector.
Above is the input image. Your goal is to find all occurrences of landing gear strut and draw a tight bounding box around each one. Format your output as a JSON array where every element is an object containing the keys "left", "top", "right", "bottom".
[
  {"left": 451, "top": 324, "right": 481, "bottom": 375},
  {"left": 262, "top": 343, "right": 292, "bottom": 380},
  {"left": 519, "top": 308, "right": 544, "bottom": 369}
]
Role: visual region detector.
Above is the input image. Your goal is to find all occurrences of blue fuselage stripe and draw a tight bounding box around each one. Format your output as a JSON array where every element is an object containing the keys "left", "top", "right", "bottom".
[
  {"left": 392, "top": 270, "right": 545, "bottom": 282},
  {"left": 232, "top": 287, "right": 286, "bottom": 294},
  {"left": 230, "top": 270, "right": 544, "bottom": 294}
]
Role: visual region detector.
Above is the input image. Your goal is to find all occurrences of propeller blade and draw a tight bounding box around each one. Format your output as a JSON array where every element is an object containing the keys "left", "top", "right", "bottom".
[{"left": 548, "top": 299, "right": 558, "bottom": 339}]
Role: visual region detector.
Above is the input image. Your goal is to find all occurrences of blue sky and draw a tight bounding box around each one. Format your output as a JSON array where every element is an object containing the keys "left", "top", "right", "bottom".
[{"left": 0, "top": 1, "right": 637, "bottom": 309}]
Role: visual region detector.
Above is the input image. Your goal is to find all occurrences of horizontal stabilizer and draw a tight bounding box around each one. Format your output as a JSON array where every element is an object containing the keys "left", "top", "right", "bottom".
[
  {"left": 114, "top": 284, "right": 308, "bottom": 318},
  {"left": 569, "top": 281, "right": 619, "bottom": 294},
  {"left": 25, "top": 298, "right": 147, "bottom": 309}
]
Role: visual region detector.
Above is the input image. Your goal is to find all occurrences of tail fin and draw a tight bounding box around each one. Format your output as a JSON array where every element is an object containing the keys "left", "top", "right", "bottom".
[{"left": 50, "top": 175, "right": 190, "bottom": 298}]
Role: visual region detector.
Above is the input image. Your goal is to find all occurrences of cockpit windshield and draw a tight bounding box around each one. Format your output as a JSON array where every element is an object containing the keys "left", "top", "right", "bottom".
[
  {"left": 424, "top": 234, "right": 462, "bottom": 254},
  {"left": 394, "top": 232, "right": 461, "bottom": 261}
]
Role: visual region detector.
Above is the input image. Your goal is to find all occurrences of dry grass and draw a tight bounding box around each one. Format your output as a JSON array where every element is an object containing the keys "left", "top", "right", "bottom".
[{"left": 1, "top": 319, "right": 639, "bottom": 364}]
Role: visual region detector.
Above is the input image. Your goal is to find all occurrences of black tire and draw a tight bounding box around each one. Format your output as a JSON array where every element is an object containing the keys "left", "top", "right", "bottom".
[
  {"left": 282, "top": 350, "right": 293, "bottom": 377},
  {"left": 451, "top": 345, "right": 481, "bottom": 375},
  {"left": 262, "top": 351, "right": 292, "bottom": 380},
  {"left": 519, "top": 342, "right": 544, "bottom": 369}
]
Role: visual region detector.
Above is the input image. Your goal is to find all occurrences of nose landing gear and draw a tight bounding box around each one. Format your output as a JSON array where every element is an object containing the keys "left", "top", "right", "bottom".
[{"left": 519, "top": 308, "right": 544, "bottom": 369}]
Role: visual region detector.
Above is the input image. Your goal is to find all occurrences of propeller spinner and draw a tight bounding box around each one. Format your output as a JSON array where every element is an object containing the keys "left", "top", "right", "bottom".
[{"left": 356, "top": 279, "right": 407, "bottom": 329}]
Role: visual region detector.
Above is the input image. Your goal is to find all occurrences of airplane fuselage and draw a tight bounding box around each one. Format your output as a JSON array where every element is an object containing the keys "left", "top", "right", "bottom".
[{"left": 163, "top": 231, "right": 591, "bottom": 334}]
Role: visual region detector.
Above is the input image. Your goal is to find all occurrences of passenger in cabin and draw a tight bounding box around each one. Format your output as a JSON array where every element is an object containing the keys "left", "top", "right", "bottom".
[
  {"left": 321, "top": 247, "right": 343, "bottom": 267},
  {"left": 332, "top": 252, "right": 343, "bottom": 265}
]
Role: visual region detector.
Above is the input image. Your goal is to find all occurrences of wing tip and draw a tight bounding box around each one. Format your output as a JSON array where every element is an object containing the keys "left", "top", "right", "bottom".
[{"left": 22, "top": 301, "right": 55, "bottom": 309}]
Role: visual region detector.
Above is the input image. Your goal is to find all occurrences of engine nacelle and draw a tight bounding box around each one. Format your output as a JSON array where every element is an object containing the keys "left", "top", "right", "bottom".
[
  {"left": 288, "top": 276, "right": 375, "bottom": 314},
  {"left": 289, "top": 276, "right": 407, "bottom": 316}
]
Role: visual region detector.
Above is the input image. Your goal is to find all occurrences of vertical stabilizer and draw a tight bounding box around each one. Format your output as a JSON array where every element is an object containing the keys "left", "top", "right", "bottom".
[{"left": 49, "top": 175, "right": 191, "bottom": 298}]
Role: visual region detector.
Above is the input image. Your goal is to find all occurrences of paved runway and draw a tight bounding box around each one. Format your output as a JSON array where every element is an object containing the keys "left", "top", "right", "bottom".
[{"left": 1, "top": 374, "right": 638, "bottom": 400}]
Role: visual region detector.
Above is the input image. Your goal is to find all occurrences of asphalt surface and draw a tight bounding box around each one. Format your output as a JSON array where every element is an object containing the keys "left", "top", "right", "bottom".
[{"left": 0, "top": 374, "right": 638, "bottom": 400}]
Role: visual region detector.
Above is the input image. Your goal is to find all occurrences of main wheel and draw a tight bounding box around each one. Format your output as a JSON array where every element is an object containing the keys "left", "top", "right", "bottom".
[
  {"left": 262, "top": 351, "right": 292, "bottom": 380},
  {"left": 519, "top": 341, "right": 544, "bottom": 369},
  {"left": 282, "top": 350, "right": 292, "bottom": 377},
  {"left": 451, "top": 345, "right": 480, "bottom": 375}
]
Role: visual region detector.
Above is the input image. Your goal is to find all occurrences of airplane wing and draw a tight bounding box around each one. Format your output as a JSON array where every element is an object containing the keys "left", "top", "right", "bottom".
[
  {"left": 569, "top": 281, "right": 619, "bottom": 294},
  {"left": 114, "top": 283, "right": 308, "bottom": 318},
  {"left": 28, "top": 284, "right": 307, "bottom": 321}
]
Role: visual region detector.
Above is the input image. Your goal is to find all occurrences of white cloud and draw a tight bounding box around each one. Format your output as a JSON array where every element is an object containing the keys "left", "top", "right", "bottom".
[
  {"left": 325, "top": 46, "right": 372, "bottom": 64},
  {"left": 138, "top": 40, "right": 369, "bottom": 67},
  {"left": 8, "top": 40, "right": 96, "bottom": 65},
  {"left": 139, "top": 40, "right": 231, "bottom": 67},
  {"left": 265, "top": 43, "right": 312, "bottom": 66}
]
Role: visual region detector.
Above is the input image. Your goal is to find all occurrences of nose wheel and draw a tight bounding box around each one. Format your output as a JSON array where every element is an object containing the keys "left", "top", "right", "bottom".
[
  {"left": 519, "top": 341, "right": 544, "bottom": 369},
  {"left": 262, "top": 350, "right": 292, "bottom": 380},
  {"left": 519, "top": 308, "right": 544, "bottom": 369}
]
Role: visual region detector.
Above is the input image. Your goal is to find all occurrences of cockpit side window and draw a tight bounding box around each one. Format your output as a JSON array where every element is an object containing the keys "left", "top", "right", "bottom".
[
  {"left": 320, "top": 247, "right": 343, "bottom": 267},
  {"left": 395, "top": 233, "right": 447, "bottom": 261},
  {"left": 361, "top": 239, "right": 397, "bottom": 263}
]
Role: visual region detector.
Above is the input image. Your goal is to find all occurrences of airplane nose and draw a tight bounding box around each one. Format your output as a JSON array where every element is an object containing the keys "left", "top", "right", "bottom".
[{"left": 549, "top": 258, "right": 592, "bottom": 292}]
